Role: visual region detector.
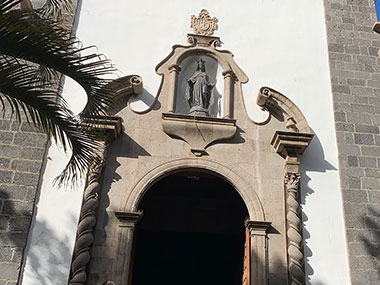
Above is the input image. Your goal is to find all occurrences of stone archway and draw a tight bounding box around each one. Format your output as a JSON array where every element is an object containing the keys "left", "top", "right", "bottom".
[
  {"left": 130, "top": 170, "right": 249, "bottom": 285},
  {"left": 114, "top": 159, "right": 270, "bottom": 284}
]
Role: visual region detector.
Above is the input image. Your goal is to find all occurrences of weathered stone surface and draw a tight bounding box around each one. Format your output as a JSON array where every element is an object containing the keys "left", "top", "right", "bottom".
[{"left": 325, "top": 0, "right": 380, "bottom": 283}]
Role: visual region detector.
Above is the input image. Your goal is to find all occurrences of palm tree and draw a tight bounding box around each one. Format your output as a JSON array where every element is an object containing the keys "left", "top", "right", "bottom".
[{"left": 0, "top": 0, "right": 116, "bottom": 184}]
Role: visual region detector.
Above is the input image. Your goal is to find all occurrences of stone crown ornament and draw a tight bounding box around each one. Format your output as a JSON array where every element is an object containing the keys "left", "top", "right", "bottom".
[{"left": 190, "top": 9, "right": 218, "bottom": 36}]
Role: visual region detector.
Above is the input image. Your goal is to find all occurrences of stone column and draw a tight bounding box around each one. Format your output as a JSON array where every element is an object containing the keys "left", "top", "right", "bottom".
[
  {"left": 245, "top": 220, "right": 271, "bottom": 285},
  {"left": 113, "top": 212, "right": 143, "bottom": 285},
  {"left": 284, "top": 171, "right": 304, "bottom": 285},
  {"left": 69, "top": 163, "right": 103, "bottom": 285},
  {"left": 167, "top": 64, "right": 181, "bottom": 113},
  {"left": 222, "top": 70, "right": 234, "bottom": 118},
  {"left": 68, "top": 117, "right": 122, "bottom": 285},
  {"left": 271, "top": 131, "right": 313, "bottom": 285}
]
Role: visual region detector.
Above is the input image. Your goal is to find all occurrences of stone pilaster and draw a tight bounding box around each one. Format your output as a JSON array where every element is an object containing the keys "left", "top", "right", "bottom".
[
  {"left": 245, "top": 220, "right": 271, "bottom": 285},
  {"left": 113, "top": 211, "right": 143, "bottom": 285}
]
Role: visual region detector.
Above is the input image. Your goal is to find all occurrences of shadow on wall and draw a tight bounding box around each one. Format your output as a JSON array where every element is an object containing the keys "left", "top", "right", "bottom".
[
  {"left": 0, "top": 189, "right": 33, "bottom": 282},
  {"left": 359, "top": 205, "right": 380, "bottom": 282},
  {"left": 299, "top": 128, "right": 337, "bottom": 285},
  {"left": 18, "top": 212, "right": 77, "bottom": 285}
]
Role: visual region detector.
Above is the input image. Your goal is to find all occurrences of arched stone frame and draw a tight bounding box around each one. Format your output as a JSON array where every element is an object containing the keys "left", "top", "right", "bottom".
[
  {"left": 114, "top": 158, "right": 271, "bottom": 285},
  {"left": 156, "top": 36, "right": 248, "bottom": 119}
]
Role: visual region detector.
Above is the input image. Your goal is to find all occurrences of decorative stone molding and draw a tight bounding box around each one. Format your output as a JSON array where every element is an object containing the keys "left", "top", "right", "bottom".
[
  {"left": 187, "top": 34, "right": 221, "bottom": 48},
  {"left": 115, "top": 211, "right": 143, "bottom": 228},
  {"left": 257, "top": 87, "right": 310, "bottom": 133},
  {"left": 271, "top": 131, "right": 312, "bottom": 285},
  {"left": 245, "top": 220, "right": 272, "bottom": 285},
  {"left": 161, "top": 112, "right": 237, "bottom": 156},
  {"left": 190, "top": 9, "right": 218, "bottom": 36},
  {"left": 69, "top": 117, "right": 122, "bottom": 285},
  {"left": 83, "top": 116, "right": 122, "bottom": 142},
  {"left": 122, "top": 157, "right": 265, "bottom": 221}
]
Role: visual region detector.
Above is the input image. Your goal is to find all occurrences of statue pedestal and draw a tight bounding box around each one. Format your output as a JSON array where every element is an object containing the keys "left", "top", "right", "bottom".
[{"left": 161, "top": 112, "right": 237, "bottom": 156}]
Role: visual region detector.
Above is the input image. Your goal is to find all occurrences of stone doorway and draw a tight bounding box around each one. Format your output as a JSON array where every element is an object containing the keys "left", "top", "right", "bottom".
[{"left": 130, "top": 171, "right": 249, "bottom": 285}]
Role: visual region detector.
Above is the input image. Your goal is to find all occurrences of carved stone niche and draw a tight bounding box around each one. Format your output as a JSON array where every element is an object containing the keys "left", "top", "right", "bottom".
[{"left": 157, "top": 30, "right": 248, "bottom": 155}]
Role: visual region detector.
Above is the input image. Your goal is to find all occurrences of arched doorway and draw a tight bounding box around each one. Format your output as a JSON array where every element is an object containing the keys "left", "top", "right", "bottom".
[{"left": 130, "top": 170, "right": 249, "bottom": 285}]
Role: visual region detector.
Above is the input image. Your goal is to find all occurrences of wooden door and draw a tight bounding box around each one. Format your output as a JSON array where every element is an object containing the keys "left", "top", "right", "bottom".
[{"left": 242, "top": 227, "right": 250, "bottom": 285}]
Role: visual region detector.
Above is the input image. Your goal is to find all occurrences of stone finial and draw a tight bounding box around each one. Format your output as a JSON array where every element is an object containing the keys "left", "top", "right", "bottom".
[{"left": 190, "top": 9, "right": 218, "bottom": 36}]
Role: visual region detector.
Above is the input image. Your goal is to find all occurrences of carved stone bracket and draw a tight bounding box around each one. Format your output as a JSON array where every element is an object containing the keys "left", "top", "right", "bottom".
[
  {"left": 161, "top": 112, "right": 237, "bottom": 156},
  {"left": 271, "top": 131, "right": 312, "bottom": 285},
  {"left": 69, "top": 117, "right": 123, "bottom": 285},
  {"left": 245, "top": 220, "right": 272, "bottom": 285}
]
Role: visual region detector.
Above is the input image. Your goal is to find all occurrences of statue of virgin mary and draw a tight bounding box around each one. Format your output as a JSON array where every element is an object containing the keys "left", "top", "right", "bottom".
[{"left": 185, "top": 59, "right": 215, "bottom": 116}]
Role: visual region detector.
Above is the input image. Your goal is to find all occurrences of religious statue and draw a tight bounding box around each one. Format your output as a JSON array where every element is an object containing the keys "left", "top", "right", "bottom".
[{"left": 185, "top": 59, "right": 215, "bottom": 116}]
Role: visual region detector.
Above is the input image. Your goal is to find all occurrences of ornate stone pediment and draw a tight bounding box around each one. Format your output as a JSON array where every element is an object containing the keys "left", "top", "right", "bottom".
[{"left": 156, "top": 10, "right": 248, "bottom": 155}]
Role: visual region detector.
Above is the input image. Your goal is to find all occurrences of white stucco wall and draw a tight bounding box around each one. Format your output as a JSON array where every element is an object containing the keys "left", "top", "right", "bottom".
[{"left": 22, "top": 0, "right": 350, "bottom": 284}]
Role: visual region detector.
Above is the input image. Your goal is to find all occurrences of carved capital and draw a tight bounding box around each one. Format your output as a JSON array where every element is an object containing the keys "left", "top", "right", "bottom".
[
  {"left": 285, "top": 173, "right": 301, "bottom": 190},
  {"left": 271, "top": 131, "right": 313, "bottom": 159},
  {"left": 115, "top": 211, "right": 143, "bottom": 228},
  {"left": 245, "top": 220, "right": 271, "bottom": 237},
  {"left": 222, "top": 69, "right": 235, "bottom": 80},
  {"left": 169, "top": 64, "right": 182, "bottom": 74}
]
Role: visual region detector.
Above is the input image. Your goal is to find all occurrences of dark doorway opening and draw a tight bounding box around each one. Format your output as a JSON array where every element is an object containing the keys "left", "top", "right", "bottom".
[{"left": 131, "top": 171, "right": 249, "bottom": 285}]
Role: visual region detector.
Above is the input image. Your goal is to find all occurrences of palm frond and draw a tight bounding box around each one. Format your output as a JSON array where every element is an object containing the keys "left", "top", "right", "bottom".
[
  {"left": 0, "top": 0, "right": 21, "bottom": 12},
  {"left": 0, "top": 4, "right": 116, "bottom": 119},
  {"left": 0, "top": 56, "right": 104, "bottom": 183},
  {"left": 37, "top": 0, "right": 73, "bottom": 19}
]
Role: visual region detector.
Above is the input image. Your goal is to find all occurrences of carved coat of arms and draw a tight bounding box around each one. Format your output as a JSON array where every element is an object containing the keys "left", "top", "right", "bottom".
[{"left": 190, "top": 9, "right": 218, "bottom": 36}]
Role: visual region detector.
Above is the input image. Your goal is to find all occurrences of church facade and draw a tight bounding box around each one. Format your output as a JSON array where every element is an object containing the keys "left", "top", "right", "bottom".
[{"left": 1, "top": 1, "right": 380, "bottom": 284}]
